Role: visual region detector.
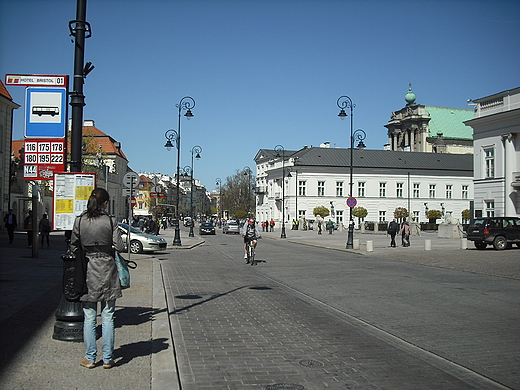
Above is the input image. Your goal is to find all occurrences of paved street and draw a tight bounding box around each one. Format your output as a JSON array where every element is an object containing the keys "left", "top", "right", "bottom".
[{"left": 1, "top": 226, "right": 519, "bottom": 389}]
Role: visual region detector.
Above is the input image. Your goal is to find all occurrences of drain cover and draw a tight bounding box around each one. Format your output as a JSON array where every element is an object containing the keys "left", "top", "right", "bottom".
[
  {"left": 265, "top": 385, "right": 305, "bottom": 390},
  {"left": 299, "top": 359, "right": 324, "bottom": 368}
]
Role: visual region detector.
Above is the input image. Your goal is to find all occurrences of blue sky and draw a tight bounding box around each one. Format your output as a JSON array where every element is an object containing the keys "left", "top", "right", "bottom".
[{"left": 1, "top": 0, "right": 519, "bottom": 191}]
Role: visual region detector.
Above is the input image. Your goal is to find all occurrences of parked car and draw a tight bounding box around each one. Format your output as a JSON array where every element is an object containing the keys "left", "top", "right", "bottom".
[
  {"left": 118, "top": 223, "right": 167, "bottom": 254},
  {"left": 466, "top": 217, "right": 520, "bottom": 250},
  {"left": 223, "top": 221, "right": 240, "bottom": 234},
  {"left": 184, "top": 218, "right": 194, "bottom": 227},
  {"left": 199, "top": 221, "right": 216, "bottom": 235}
]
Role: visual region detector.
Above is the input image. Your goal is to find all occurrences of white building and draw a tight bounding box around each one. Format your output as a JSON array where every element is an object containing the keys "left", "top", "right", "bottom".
[
  {"left": 254, "top": 146, "right": 474, "bottom": 228},
  {"left": 464, "top": 87, "right": 520, "bottom": 217}
]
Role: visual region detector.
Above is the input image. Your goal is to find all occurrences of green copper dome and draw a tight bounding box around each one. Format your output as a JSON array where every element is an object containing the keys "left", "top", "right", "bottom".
[{"left": 405, "top": 83, "right": 416, "bottom": 104}]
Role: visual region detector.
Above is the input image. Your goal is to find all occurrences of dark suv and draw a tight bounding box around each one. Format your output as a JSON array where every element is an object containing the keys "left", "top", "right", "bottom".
[{"left": 466, "top": 217, "right": 520, "bottom": 250}]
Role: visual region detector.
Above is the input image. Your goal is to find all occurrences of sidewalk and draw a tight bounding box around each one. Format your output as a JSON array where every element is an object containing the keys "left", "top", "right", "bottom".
[{"left": 0, "top": 227, "right": 202, "bottom": 390}]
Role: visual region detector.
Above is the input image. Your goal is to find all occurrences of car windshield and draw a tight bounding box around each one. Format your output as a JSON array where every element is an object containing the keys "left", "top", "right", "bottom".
[
  {"left": 119, "top": 223, "right": 146, "bottom": 234},
  {"left": 201, "top": 222, "right": 213, "bottom": 227},
  {"left": 472, "top": 219, "right": 485, "bottom": 227},
  {"left": 228, "top": 222, "right": 238, "bottom": 226}
]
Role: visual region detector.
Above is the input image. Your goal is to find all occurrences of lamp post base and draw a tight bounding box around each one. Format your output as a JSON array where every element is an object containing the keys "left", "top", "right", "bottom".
[
  {"left": 346, "top": 222, "right": 354, "bottom": 249},
  {"left": 189, "top": 225, "right": 194, "bottom": 237},
  {"left": 281, "top": 224, "right": 287, "bottom": 238},
  {"left": 173, "top": 227, "right": 182, "bottom": 246}
]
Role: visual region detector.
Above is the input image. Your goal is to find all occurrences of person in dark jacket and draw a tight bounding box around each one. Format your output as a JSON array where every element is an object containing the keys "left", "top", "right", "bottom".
[
  {"left": 71, "top": 188, "right": 125, "bottom": 369},
  {"left": 387, "top": 218, "right": 399, "bottom": 247},
  {"left": 4, "top": 209, "right": 17, "bottom": 244}
]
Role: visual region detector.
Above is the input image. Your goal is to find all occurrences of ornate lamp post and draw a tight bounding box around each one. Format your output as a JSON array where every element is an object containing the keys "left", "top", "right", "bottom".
[
  {"left": 215, "top": 177, "right": 222, "bottom": 221},
  {"left": 189, "top": 145, "right": 202, "bottom": 237},
  {"left": 243, "top": 166, "right": 252, "bottom": 216},
  {"left": 274, "top": 145, "right": 287, "bottom": 238},
  {"left": 163, "top": 95, "right": 195, "bottom": 246},
  {"left": 337, "top": 95, "right": 366, "bottom": 249}
]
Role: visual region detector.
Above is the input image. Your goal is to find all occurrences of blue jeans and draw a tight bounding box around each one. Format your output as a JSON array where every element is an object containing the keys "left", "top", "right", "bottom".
[{"left": 83, "top": 300, "right": 116, "bottom": 363}]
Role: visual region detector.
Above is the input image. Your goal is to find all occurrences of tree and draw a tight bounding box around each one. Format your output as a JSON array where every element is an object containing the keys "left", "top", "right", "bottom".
[
  {"left": 313, "top": 205, "right": 330, "bottom": 218},
  {"left": 221, "top": 169, "right": 255, "bottom": 218},
  {"left": 352, "top": 206, "right": 368, "bottom": 219},
  {"left": 461, "top": 209, "right": 471, "bottom": 222},
  {"left": 394, "top": 207, "right": 409, "bottom": 220},
  {"left": 427, "top": 209, "right": 442, "bottom": 220}
]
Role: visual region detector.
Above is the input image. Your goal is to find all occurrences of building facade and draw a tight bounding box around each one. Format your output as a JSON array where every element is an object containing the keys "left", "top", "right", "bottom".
[
  {"left": 385, "top": 85, "right": 473, "bottom": 154},
  {"left": 0, "top": 80, "right": 20, "bottom": 221},
  {"left": 255, "top": 146, "right": 474, "bottom": 228},
  {"left": 464, "top": 87, "right": 520, "bottom": 217}
]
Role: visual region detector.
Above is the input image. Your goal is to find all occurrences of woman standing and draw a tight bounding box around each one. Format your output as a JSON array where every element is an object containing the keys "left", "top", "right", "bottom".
[{"left": 71, "top": 188, "right": 125, "bottom": 369}]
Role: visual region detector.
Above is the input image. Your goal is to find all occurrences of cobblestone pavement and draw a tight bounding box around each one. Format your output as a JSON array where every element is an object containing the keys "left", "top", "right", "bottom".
[
  {"left": 1, "top": 226, "right": 518, "bottom": 390},
  {"left": 160, "top": 228, "right": 519, "bottom": 390}
]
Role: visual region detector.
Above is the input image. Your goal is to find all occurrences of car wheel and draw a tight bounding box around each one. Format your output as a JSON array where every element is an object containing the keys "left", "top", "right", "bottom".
[
  {"left": 130, "top": 240, "right": 143, "bottom": 254},
  {"left": 474, "top": 242, "right": 487, "bottom": 250},
  {"left": 492, "top": 236, "right": 507, "bottom": 250}
]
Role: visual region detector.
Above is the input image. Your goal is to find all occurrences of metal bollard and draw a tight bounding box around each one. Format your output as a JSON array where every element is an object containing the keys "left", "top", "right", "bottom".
[
  {"left": 353, "top": 239, "right": 360, "bottom": 250},
  {"left": 366, "top": 240, "right": 373, "bottom": 252},
  {"left": 425, "top": 239, "right": 431, "bottom": 251}
]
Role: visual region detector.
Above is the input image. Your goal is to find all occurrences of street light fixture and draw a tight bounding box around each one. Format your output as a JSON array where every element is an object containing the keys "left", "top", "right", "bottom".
[
  {"left": 215, "top": 177, "right": 222, "bottom": 221},
  {"left": 243, "top": 166, "right": 252, "bottom": 216},
  {"left": 164, "top": 96, "right": 195, "bottom": 246},
  {"left": 337, "top": 95, "right": 366, "bottom": 249},
  {"left": 189, "top": 145, "right": 202, "bottom": 237},
  {"left": 274, "top": 145, "right": 287, "bottom": 238}
]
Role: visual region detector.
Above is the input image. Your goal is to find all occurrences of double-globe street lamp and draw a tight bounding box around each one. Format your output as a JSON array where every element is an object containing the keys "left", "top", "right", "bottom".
[
  {"left": 189, "top": 145, "right": 202, "bottom": 237},
  {"left": 337, "top": 95, "right": 366, "bottom": 249},
  {"left": 164, "top": 96, "right": 195, "bottom": 246},
  {"left": 274, "top": 145, "right": 287, "bottom": 238}
]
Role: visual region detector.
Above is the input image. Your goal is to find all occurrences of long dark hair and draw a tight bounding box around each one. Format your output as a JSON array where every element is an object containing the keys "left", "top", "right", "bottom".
[{"left": 86, "top": 188, "right": 110, "bottom": 218}]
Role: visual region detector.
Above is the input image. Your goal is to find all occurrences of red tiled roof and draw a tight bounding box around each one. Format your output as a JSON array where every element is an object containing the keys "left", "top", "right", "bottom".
[{"left": 0, "top": 80, "right": 13, "bottom": 100}]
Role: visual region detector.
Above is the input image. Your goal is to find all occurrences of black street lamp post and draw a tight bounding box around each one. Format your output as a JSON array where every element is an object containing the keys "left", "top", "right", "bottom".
[
  {"left": 164, "top": 96, "right": 195, "bottom": 246},
  {"left": 243, "top": 166, "right": 252, "bottom": 215},
  {"left": 274, "top": 145, "right": 287, "bottom": 238},
  {"left": 337, "top": 95, "right": 366, "bottom": 249},
  {"left": 189, "top": 145, "right": 202, "bottom": 237},
  {"left": 215, "top": 178, "right": 222, "bottom": 222}
]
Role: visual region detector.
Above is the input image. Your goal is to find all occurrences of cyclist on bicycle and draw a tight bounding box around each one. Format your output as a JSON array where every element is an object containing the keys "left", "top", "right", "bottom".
[{"left": 241, "top": 217, "right": 261, "bottom": 263}]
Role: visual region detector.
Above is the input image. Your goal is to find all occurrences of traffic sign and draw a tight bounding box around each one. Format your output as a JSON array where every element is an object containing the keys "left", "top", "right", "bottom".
[
  {"left": 5, "top": 74, "right": 68, "bottom": 87},
  {"left": 25, "top": 87, "right": 67, "bottom": 138},
  {"left": 123, "top": 172, "right": 139, "bottom": 188},
  {"left": 23, "top": 138, "right": 66, "bottom": 180},
  {"left": 130, "top": 197, "right": 137, "bottom": 207},
  {"left": 346, "top": 197, "right": 357, "bottom": 208}
]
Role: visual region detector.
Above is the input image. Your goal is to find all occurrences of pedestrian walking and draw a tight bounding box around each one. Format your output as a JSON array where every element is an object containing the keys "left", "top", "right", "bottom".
[
  {"left": 24, "top": 210, "right": 33, "bottom": 247},
  {"left": 3, "top": 209, "right": 17, "bottom": 244},
  {"left": 269, "top": 219, "right": 275, "bottom": 232},
  {"left": 39, "top": 213, "right": 51, "bottom": 247},
  {"left": 71, "top": 188, "right": 125, "bottom": 370},
  {"left": 326, "top": 219, "right": 334, "bottom": 234},
  {"left": 387, "top": 218, "right": 399, "bottom": 247}
]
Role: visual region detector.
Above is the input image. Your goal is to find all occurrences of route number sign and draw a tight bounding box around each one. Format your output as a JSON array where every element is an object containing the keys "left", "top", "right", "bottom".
[{"left": 24, "top": 138, "right": 66, "bottom": 180}]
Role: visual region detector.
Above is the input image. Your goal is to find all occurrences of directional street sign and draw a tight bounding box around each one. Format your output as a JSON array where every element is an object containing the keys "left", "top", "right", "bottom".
[
  {"left": 5, "top": 74, "right": 68, "bottom": 87},
  {"left": 122, "top": 188, "right": 139, "bottom": 197}
]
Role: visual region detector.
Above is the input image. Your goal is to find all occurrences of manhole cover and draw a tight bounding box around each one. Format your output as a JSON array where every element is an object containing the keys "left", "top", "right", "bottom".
[
  {"left": 265, "top": 385, "right": 305, "bottom": 390},
  {"left": 299, "top": 359, "right": 324, "bottom": 368}
]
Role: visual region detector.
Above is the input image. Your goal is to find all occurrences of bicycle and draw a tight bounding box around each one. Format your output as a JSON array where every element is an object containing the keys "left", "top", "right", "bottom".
[{"left": 245, "top": 237, "right": 257, "bottom": 266}]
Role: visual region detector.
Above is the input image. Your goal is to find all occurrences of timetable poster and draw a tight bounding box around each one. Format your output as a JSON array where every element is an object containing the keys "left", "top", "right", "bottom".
[{"left": 53, "top": 173, "right": 96, "bottom": 230}]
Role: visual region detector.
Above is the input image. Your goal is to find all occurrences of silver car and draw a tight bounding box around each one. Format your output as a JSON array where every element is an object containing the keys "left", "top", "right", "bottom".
[
  {"left": 118, "top": 223, "right": 167, "bottom": 253},
  {"left": 222, "top": 221, "right": 240, "bottom": 234}
]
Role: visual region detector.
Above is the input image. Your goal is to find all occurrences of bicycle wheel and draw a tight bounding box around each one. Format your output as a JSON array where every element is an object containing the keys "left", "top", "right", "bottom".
[{"left": 249, "top": 244, "right": 255, "bottom": 266}]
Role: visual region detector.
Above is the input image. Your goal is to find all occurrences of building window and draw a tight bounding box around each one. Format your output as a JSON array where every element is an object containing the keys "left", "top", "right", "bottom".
[
  {"left": 484, "top": 147, "right": 495, "bottom": 178},
  {"left": 413, "top": 211, "right": 420, "bottom": 221},
  {"left": 298, "top": 210, "right": 306, "bottom": 218},
  {"left": 379, "top": 210, "right": 386, "bottom": 222},
  {"left": 358, "top": 182, "right": 366, "bottom": 197},
  {"left": 298, "top": 180, "right": 306, "bottom": 196},
  {"left": 462, "top": 185, "right": 468, "bottom": 199},
  {"left": 429, "top": 184, "right": 436, "bottom": 198},
  {"left": 413, "top": 183, "right": 420, "bottom": 198},
  {"left": 336, "top": 210, "right": 343, "bottom": 225},
  {"left": 317, "top": 181, "right": 325, "bottom": 196},
  {"left": 485, "top": 200, "right": 495, "bottom": 217},
  {"left": 379, "top": 182, "right": 386, "bottom": 197},
  {"left": 396, "top": 183, "right": 403, "bottom": 198},
  {"left": 445, "top": 185, "right": 452, "bottom": 199},
  {"left": 336, "top": 181, "right": 343, "bottom": 197}
]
